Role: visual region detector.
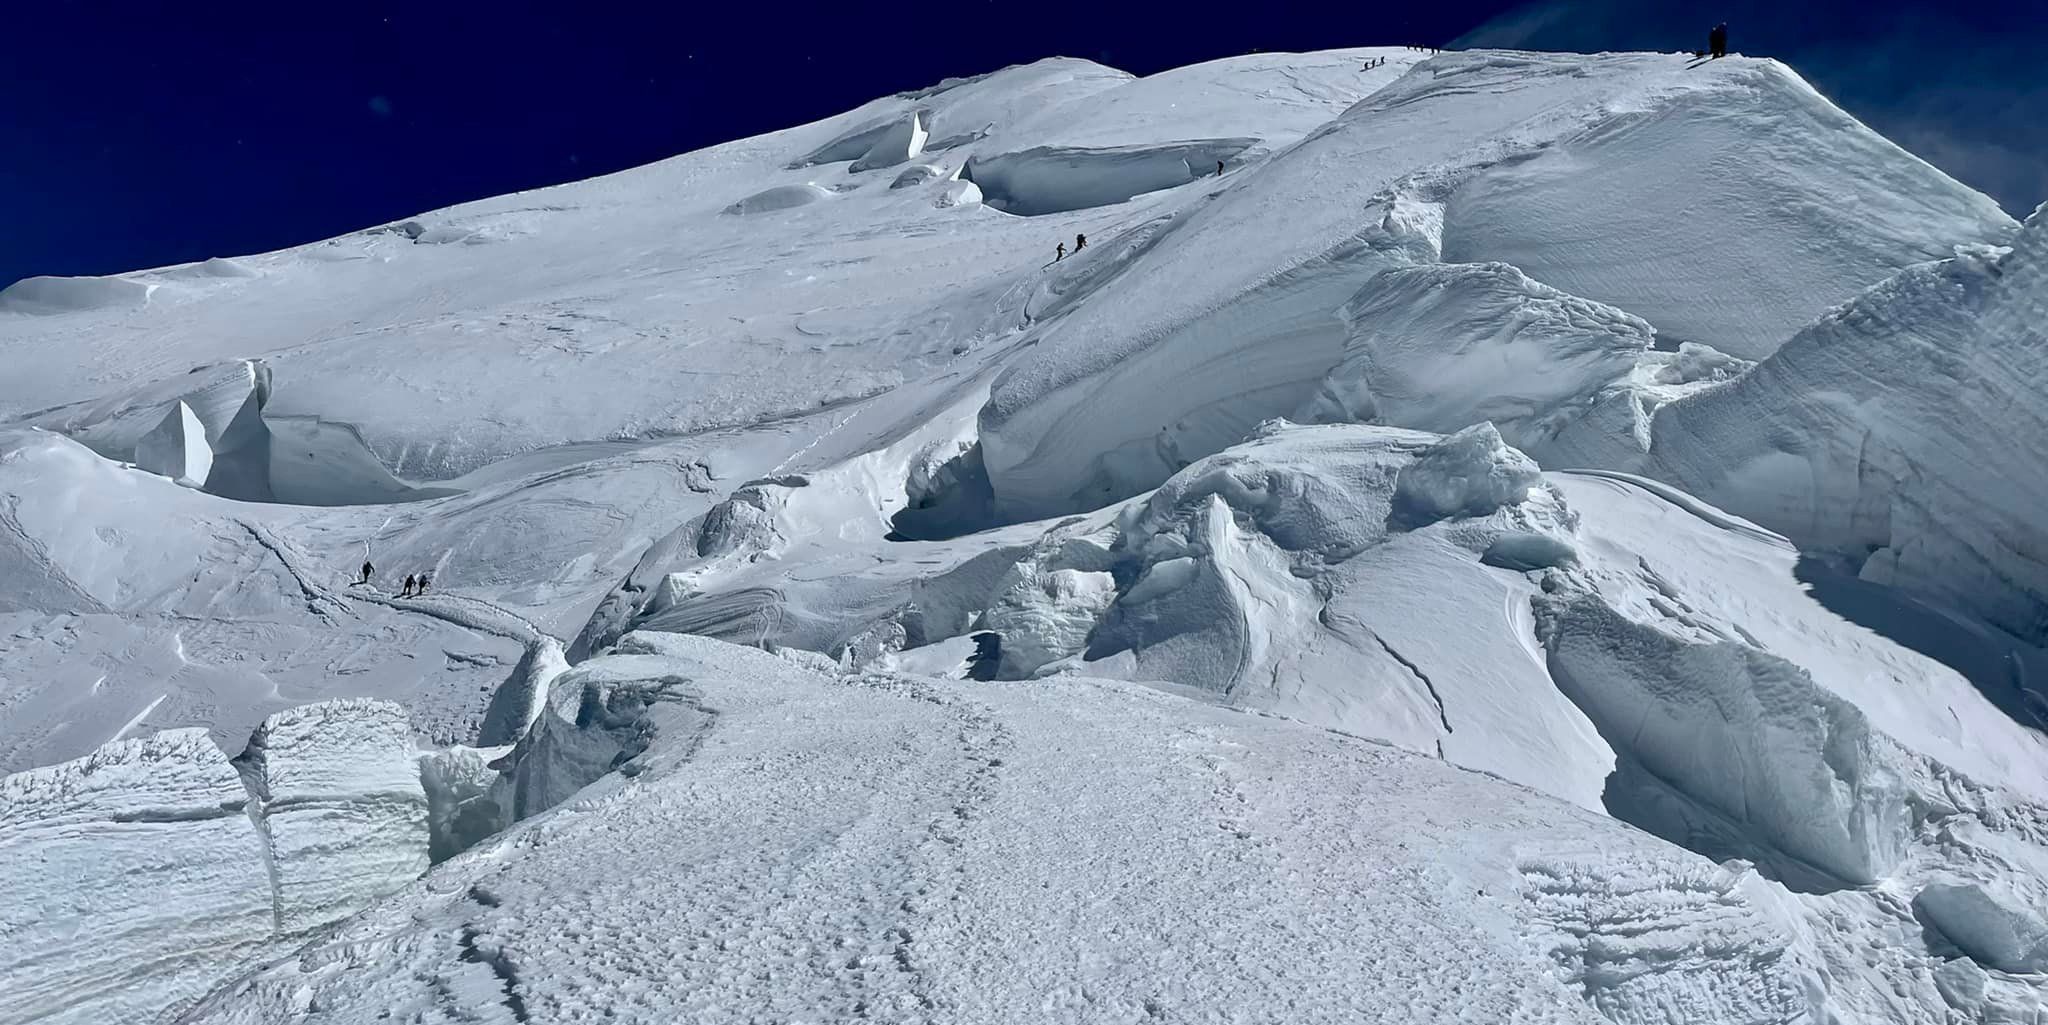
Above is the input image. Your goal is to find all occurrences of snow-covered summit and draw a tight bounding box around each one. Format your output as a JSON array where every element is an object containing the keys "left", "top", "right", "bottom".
[{"left": 5, "top": 44, "right": 2048, "bottom": 1025}]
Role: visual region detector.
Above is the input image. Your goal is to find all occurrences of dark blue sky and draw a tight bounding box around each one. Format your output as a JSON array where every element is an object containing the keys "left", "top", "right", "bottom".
[{"left": 6, "top": 2, "right": 2042, "bottom": 288}]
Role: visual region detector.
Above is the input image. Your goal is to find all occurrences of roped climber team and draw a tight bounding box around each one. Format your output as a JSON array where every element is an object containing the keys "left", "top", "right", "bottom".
[{"left": 350, "top": 560, "right": 432, "bottom": 598}]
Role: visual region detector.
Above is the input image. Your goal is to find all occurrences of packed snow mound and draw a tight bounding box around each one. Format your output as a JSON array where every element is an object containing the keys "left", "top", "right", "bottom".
[
  {"left": 0, "top": 273, "right": 152, "bottom": 314},
  {"left": 132, "top": 399, "right": 215, "bottom": 486},
  {"left": 1537, "top": 342, "right": 1754, "bottom": 468},
  {"left": 169, "top": 633, "right": 1836, "bottom": 1025},
  {"left": 964, "top": 139, "right": 1255, "bottom": 215},
  {"left": 155, "top": 256, "right": 262, "bottom": 280},
  {"left": 722, "top": 182, "right": 835, "bottom": 215},
  {"left": 889, "top": 162, "right": 947, "bottom": 188},
  {"left": 1914, "top": 820, "right": 2048, "bottom": 973},
  {"left": 976, "top": 51, "right": 2014, "bottom": 520},
  {"left": 1648, "top": 204, "right": 2048, "bottom": 642},
  {"left": 1299, "top": 261, "right": 1654, "bottom": 458},
  {"left": 1392, "top": 422, "right": 1542, "bottom": 524}
]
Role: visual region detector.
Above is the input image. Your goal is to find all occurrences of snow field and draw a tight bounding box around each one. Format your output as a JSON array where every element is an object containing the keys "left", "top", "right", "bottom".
[{"left": 3, "top": 40, "right": 2048, "bottom": 1025}]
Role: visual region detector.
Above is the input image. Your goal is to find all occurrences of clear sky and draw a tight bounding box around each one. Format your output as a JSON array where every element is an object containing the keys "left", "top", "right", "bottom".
[{"left": 6, "top": 1, "right": 2042, "bottom": 288}]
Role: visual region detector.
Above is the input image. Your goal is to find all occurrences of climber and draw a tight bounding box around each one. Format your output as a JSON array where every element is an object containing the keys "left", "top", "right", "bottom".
[
  {"left": 1074, "top": 232, "right": 1087, "bottom": 253},
  {"left": 359, "top": 560, "right": 373, "bottom": 586},
  {"left": 1055, "top": 242, "right": 1066, "bottom": 262},
  {"left": 401, "top": 573, "right": 417, "bottom": 598},
  {"left": 1216, "top": 160, "right": 1226, "bottom": 176},
  {"left": 417, "top": 572, "right": 431, "bottom": 595},
  {"left": 1709, "top": 23, "right": 1727, "bottom": 59}
]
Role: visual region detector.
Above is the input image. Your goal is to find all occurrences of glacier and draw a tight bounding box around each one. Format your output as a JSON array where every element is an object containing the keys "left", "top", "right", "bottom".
[{"left": 4, "top": 43, "right": 2048, "bottom": 1025}]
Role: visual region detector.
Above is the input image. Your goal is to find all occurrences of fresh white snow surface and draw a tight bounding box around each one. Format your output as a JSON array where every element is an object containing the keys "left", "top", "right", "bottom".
[{"left": 4, "top": 44, "right": 2048, "bottom": 1025}]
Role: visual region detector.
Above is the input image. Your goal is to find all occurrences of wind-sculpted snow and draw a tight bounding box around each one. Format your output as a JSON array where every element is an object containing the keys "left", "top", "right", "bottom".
[
  {"left": 1300, "top": 261, "right": 1653, "bottom": 458},
  {"left": 977, "top": 51, "right": 2014, "bottom": 519},
  {"left": 1438, "top": 59, "right": 2013, "bottom": 361},
  {"left": 7, "top": 41, "right": 2048, "bottom": 1025},
  {"left": 1538, "top": 588, "right": 1911, "bottom": 884},
  {"left": 1648, "top": 204, "right": 2048, "bottom": 644},
  {"left": 173, "top": 633, "right": 1829, "bottom": 1025}
]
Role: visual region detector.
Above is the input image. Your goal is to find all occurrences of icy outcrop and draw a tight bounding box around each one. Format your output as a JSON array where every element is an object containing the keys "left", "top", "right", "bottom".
[
  {"left": 0, "top": 673, "right": 709, "bottom": 1025},
  {"left": 26, "top": 358, "right": 274, "bottom": 501},
  {"left": 934, "top": 179, "right": 982, "bottom": 209},
  {"left": 0, "top": 730, "right": 271, "bottom": 1025},
  {"left": 1300, "top": 261, "right": 1653, "bottom": 458},
  {"left": 1538, "top": 590, "right": 1909, "bottom": 885},
  {"left": 980, "top": 567, "right": 1116, "bottom": 677},
  {"left": 962, "top": 139, "right": 1255, "bottom": 216},
  {"left": 133, "top": 399, "right": 215, "bottom": 486},
  {"left": 235, "top": 699, "right": 430, "bottom": 934},
  {"left": 497, "top": 661, "right": 710, "bottom": 821},
  {"left": 849, "top": 112, "right": 928, "bottom": 172},
  {"left": 790, "top": 109, "right": 933, "bottom": 169},
  {"left": 475, "top": 638, "right": 570, "bottom": 748},
  {"left": 1481, "top": 530, "right": 1578, "bottom": 571},
  {"left": 1648, "top": 205, "right": 2048, "bottom": 642},
  {"left": 1913, "top": 819, "right": 2048, "bottom": 973},
  {"left": 1392, "top": 422, "right": 1541, "bottom": 525},
  {"left": 889, "top": 163, "right": 946, "bottom": 188},
  {"left": 419, "top": 744, "right": 510, "bottom": 863}
]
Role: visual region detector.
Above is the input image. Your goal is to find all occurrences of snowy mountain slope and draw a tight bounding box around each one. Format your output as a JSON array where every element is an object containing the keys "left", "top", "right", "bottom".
[
  {"left": 0, "top": 429, "right": 528, "bottom": 771},
  {"left": 6, "top": 42, "right": 2048, "bottom": 1025},
  {"left": 171, "top": 634, "right": 1823, "bottom": 1025},
  {"left": 975, "top": 51, "right": 2014, "bottom": 521},
  {"left": 0, "top": 52, "right": 1402, "bottom": 490}
]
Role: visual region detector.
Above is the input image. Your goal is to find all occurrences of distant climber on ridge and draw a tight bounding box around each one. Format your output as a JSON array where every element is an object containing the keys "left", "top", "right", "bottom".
[
  {"left": 1709, "top": 23, "right": 1728, "bottom": 59},
  {"left": 1055, "top": 242, "right": 1066, "bottom": 262},
  {"left": 401, "top": 573, "right": 417, "bottom": 598},
  {"left": 417, "top": 572, "right": 431, "bottom": 595},
  {"left": 358, "top": 560, "right": 373, "bottom": 586},
  {"left": 1074, "top": 233, "right": 1087, "bottom": 253}
]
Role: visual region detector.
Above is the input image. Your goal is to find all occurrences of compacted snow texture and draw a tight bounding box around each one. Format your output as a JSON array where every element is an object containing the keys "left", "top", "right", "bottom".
[{"left": 4, "top": 44, "right": 2047, "bottom": 1025}]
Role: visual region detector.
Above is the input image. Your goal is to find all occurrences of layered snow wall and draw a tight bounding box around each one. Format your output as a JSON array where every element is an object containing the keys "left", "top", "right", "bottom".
[
  {"left": 962, "top": 139, "right": 1251, "bottom": 215},
  {"left": 0, "top": 730, "right": 271, "bottom": 1025},
  {"left": 1648, "top": 204, "right": 2048, "bottom": 642}
]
